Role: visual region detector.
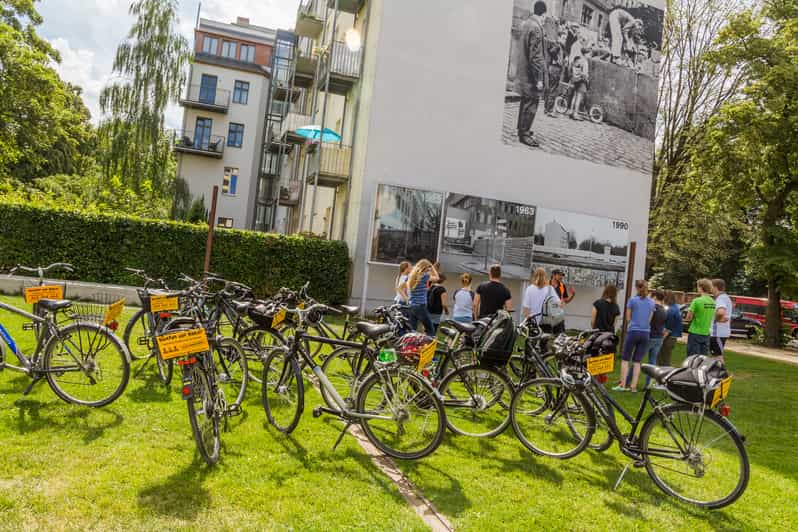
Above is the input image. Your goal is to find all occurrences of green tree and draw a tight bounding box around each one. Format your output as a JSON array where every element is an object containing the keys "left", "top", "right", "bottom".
[
  {"left": 98, "top": 0, "right": 190, "bottom": 195},
  {"left": 691, "top": 0, "right": 798, "bottom": 346}
]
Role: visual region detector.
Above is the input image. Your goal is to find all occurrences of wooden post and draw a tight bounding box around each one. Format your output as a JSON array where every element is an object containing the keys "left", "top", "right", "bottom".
[
  {"left": 204, "top": 186, "right": 219, "bottom": 274},
  {"left": 620, "top": 241, "right": 637, "bottom": 340}
]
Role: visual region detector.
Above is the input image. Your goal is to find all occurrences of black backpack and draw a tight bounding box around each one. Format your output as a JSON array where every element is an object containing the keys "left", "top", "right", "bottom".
[{"left": 477, "top": 310, "right": 516, "bottom": 366}]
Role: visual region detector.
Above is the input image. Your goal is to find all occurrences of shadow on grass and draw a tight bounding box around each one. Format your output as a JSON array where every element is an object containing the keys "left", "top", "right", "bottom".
[
  {"left": 400, "top": 459, "right": 470, "bottom": 517},
  {"left": 126, "top": 372, "right": 175, "bottom": 404},
  {"left": 137, "top": 464, "right": 211, "bottom": 520},
  {"left": 12, "top": 399, "right": 124, "bottom": 443}
]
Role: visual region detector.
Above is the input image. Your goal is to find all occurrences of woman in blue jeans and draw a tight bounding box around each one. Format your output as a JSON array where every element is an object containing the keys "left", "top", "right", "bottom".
[
  {"left": 614, "top": 280, "right": 655, "bottom": 392},
  {"left": 401, "top": 259, "right": 439, "bottom": 336}
]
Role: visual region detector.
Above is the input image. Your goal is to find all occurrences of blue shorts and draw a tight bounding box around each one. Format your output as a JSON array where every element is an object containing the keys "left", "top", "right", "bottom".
[{"left": 687, "top": 333, "right": 710, "bottom": 356}]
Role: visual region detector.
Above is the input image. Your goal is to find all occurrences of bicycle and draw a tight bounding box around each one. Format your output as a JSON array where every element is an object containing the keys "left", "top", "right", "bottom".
[
  {"left": 261, "top": 303, "right": 446, "bottom": 460},
  {"left": 0, "top": 266, "right": 130, "bottom": 407},
  {"left": 510, "top": 343, "right": 749, "bottom": 509}
]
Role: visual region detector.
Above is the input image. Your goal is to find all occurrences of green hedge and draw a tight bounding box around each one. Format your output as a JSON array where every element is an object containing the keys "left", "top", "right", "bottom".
[{"left": 0, "top": 202, "right": 350, "bottom": 303}]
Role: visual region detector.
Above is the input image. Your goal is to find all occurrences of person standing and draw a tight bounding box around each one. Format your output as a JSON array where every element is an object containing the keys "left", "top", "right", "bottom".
[
  {"left": 427, "top": 274, "right": 448, "bottom": 334},
  {"left": 550, "top": 269, "right": 575, "bottom": 333},
  {"left": 394, "top": 261, "right": 411, "bottom": 304},
  {"left": 402, "top": 259, "right": 439, "bottom": 335},
  {"left": 515, "top": 1, "right": 549, "bottom": 148},
  {"left": 523, "top": 267, "right": 560, "bottom": 322},
  {"left": 474, "top": 265, "right": 513, "bottom": 319},
  {"left": 710, "top": 278, "right": 733, "bottom": 363},
  {"left": 658, "top": 290, "right": 682, "bottom": 367},
  {"left": 543, "top": 30, "right": 564, "bottom": 116},
  {"left": 607, "top": 8, "right": 644, "bottom": 65},
  {"left": 644, "top": 290, "right": 668, "bottom": 385},
  {"left": 591, "top": 284, "right": 620, "bottom": 333},
  {"left": 614, "top": 280, "right": 655, "bottom": 392},
  {"left": 451, "top": 273, "right": 476, "bottom": 323},
  {"left": 685, "top": 279, "right": 716, "bottom": 356}
]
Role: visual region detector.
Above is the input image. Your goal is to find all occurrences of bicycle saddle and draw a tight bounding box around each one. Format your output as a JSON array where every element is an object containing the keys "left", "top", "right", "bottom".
[
  {"left": 37, "top": 299, "right": 72, "bottom": 312},
  {"left": 339, "top": 305, "right": 359, "bottom": 315},
  {"left": 355, "top": 322, "right": 392, "bottom": 339},
  {"left": 641, "top": 364, "right": 676, "bottom": 384},
  {"left": 447, "top": 320, "right": 477, "bottom": 334}
]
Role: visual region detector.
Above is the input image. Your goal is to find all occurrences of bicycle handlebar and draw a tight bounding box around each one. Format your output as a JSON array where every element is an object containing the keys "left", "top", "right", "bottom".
[{"left": 10, "top": 262, "right": 74, "bottom": 277}]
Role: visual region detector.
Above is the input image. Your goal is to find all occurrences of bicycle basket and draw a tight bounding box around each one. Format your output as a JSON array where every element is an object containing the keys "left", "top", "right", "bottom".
[
  {"left": 664, "top": 357, "right": 731, "bottom": 406},
  {"left": 397, "top": 333, "right": 437, "bottom": 371},
  {"left": 69, "top": 294, "right": 126, "bottom": 328}
]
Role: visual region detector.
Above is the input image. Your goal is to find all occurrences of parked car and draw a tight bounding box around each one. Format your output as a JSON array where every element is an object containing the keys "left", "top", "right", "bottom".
[{"left": 679, "top": 304, "right": 761, "bottom": 338}]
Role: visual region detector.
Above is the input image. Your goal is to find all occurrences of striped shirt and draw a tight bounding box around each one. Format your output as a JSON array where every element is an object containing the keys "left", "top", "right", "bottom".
[{"left": 409, "top": 273, "right": 430, "bottom": 305}]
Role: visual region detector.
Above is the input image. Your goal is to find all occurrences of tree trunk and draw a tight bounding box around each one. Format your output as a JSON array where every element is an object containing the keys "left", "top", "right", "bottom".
[{"left": 765, "top": 271, "right": 782, "bottom": 347}]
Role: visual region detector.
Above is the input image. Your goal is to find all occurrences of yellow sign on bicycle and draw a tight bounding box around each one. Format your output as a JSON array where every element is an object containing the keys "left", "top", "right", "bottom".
[
  {"left": 711, "top": 377, "right": 732, "bottom": 408},
  {"left": 150, "top": 295, "right": 179, "bottom": 312},
  {"left": 102, "top": 298, "right": 125, "bottom": 326},
  {"left": 157, "top": 328, "right": 210, "bottom": 360},
  {"left": 587, "top": 353, "right": 615, "bottom": 376},
  {"left": 271, "top": 308, "right": 287, "bottom": 328},
  {"left": 24, "top": 285, "right": 63, "bottom": 304},
  {"left": 418, "top": 339, "right": 437, "bottom": 371}
]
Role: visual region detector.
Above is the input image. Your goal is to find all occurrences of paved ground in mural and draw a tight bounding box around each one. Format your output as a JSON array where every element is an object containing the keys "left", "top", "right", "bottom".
[{"left": 502, "top": 101, "right": 653, "bottom": 174}]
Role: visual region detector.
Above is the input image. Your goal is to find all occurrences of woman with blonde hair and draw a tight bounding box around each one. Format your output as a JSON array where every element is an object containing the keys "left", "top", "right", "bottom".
[
  {"left": 394, "top": 261, "right": 411, "bottom": 304},
  {"left": 522, "top": 267, "right": 559, "bottom": 323},
  {"left": 401, "top": 259, "right": 439, "bottom": 334}
]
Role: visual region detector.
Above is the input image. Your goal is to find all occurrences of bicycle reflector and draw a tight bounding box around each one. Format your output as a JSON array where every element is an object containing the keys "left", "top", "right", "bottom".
[
  {"left": 107, "top": 321, "right": 119, "bottom": 332},
  {"left": 720, "top": 404, "right": 731, "bottom": 417},
  {"left": 596, "top": 374, "right": 609, "bottom": 384},
  {"left": 182, "top": 383, "right": 193, "bottom": 399}
]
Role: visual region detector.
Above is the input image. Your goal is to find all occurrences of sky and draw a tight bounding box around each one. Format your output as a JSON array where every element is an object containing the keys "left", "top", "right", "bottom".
[{"left": 36, "top": 0, "right": 301, "bottom": 129}]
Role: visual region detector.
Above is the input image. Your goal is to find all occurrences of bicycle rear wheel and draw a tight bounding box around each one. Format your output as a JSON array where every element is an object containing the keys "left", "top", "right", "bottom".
[
  {"left": 320, "top": 347, "right": 369, "bottom": 409},
  {"left": 356, "top": 367, "right": 445, "bottom": 460},
  {"left": 510, "top": 378, "right": 594, "bottom": 459},
  {"left": 261, "top": 348, "right": 304, "bottom": 433},
  {"left": 214, "top": 338, "right": 248, "bottom": 407},
  {"left": 44, "top": 322, "right": 130, "bottom": 407},
  {"left": 641, "top": 404, "right": 749, "bottom": 509},
  {"left": 123, "top": 309, "right": 150, "bottom": 361},
  {"left": 238, "top": 326, "right": 285, "bottom": 384},
  {"left": 186, "top": 363, "right": 221, "bottom": 466},
  {"left": 438, "top": 364, "right": 512, "bottom": 438}
]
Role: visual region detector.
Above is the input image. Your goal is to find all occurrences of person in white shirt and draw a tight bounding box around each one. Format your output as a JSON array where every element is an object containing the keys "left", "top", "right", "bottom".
[
  {"left": 523, "top": 268, "right": 560, "bottom": 322},
  {"left": 451, "top": 273, "right": 476, "bottom": 323},
  {"left": 394, "top": 261, "right": 411, "bottom": 304},
  {"left": 710, "top": 278, "right": 733, "bottom": 363}
]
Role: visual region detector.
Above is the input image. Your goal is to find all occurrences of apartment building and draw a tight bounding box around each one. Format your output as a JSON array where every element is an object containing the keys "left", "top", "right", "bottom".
[{"left": 175, "top": 17, "right": 275, "bottom": 229}]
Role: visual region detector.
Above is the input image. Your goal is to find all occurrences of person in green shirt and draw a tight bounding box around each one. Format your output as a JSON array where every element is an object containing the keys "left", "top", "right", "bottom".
[{"left": 685, "top": 278, "right": 716, "bottom": 355}]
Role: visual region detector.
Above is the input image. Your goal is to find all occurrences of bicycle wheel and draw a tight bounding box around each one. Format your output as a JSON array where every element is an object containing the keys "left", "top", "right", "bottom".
[
  {"left": 44, "top": 322, "right": 130, "bottom": 407},
  {"left": 563, "top": 391, "right": 613, "bottom": 452},
  {"left": 641, "top": 404, "right": 749, "bottom": 509},
  {"left": 437, "top": 348, "right": 478, "bottom": 380},
  {"left": 261, "top": 348, "right": 304, "bottom": 433},
  {"left": 238, "top": 326, "right": 285, "bottom": 384},
  {"left": 123, "top": 309, "right": 151, "bottom": 361},
  {"left": 356, "top": 367, "right": 445, "bottom": 460},
  {"left": 320, "top": 347, "right": 369, "bottom": 409},
  {"left": 510, "top": 378, "right": 594, "bottom": 459},
  {"left": 214, "top": 338, "right": 248, "bottom": 407},
  {"left": 438, "top": 364, "right": 513, "bottom": 438},
  {"left": 186, "top": 363, "right": 221, "bottom": 466}
]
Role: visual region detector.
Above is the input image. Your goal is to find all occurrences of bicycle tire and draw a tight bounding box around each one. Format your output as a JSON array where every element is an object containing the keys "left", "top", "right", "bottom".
[
  {"left": 214, "top": 337, "right": 248, "bottom": 408},
  {"left": 44, "top": 321, "right": 130, "bottom": 407},
  {"left": 320, "top": 346, "right": 369, "bottom": 409},
  {"left": 640, "top": 403, "right": 749, "bottom": 509},
  {"left": 510, "top": 377, "right": 595, "bottom": 459},
  {"left": 438, "top": 363, "right": 513, "bottom": 438},
  {"left": 123, "top": 308, "right": 150, "bottom": 361},
  {"left": 261, "top": 347, "right": 304, "bottom": 433},
  {"left": 186, "top": 363, "right": 221, "bottom": 466},
  {"left": 238, "top": 325, "right": 285, "bottom": 385},
  {"left": 436, "top": 347, "right": 478, "bottom": 380},
  {"left": 356, "top": 367, "right": 445, "bottom": 460}
]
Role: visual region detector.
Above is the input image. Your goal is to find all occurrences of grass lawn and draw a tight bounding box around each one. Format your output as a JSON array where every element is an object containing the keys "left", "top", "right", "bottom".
[{"left": 1, "top": 292, "right": 796, "bottom": 530}]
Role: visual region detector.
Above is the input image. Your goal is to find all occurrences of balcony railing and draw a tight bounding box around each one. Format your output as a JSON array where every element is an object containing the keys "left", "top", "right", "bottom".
[
  {"left": 280, "top": 112, "right": 314, "bottom": 141},
  {"left": 279, "top": 179, "right": 302, "bottom": 205},
  {"left": 307, "top": 143, "right": 351, "bottom": 182},
  {"left": 329, "top": 41, "right": 362, "bottom": 78},
  {"left": 296, "top": 0, "right": 324, "bottom": 38},
  {"left": 180, "top": 84, "right": 230, "bottom": 112},
  {"left": 173, "top": 130, "right": 225, "bottom": 158}
]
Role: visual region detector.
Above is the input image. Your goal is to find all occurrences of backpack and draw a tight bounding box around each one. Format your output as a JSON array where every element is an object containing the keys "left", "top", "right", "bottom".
[
  {"left": 477, "top": 310, "right": 517, "bottom": 366},
  {"left": 541, "top": 286, "right": 565, "bottom": 327}
]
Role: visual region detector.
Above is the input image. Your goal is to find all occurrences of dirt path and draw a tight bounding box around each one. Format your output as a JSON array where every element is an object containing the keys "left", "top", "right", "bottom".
[{"left": 725, "top": 340, "right": 798, "bottom": 366}]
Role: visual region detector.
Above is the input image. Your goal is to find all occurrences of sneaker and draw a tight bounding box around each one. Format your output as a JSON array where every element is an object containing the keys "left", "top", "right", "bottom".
[
  {"left": 520, "top": 134, "right": 540, "bottom": 148},
  {"left": 611, "top": 385, "right": 627, "bottom": 392}
]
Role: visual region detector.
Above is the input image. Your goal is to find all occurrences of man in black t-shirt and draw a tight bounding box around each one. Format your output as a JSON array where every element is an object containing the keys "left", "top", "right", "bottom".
[{"left": 474, "top": 265, "right": 513, "bottom": 319}]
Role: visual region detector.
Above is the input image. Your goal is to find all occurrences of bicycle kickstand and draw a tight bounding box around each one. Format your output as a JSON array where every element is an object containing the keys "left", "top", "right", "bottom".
[
  {"left": 332, "top": 421, "right": 353, "bottom": 452},
  {"left": 613, "top": 462, "right": 634, "bottom": 491},
  {"left": 22, "top": 374, "right": 45, "bottom": 396}
]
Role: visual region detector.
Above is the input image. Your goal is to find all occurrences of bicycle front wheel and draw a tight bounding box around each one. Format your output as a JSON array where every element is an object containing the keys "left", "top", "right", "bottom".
[
  {"left": 356, "top": 367, "right": 445, "bottom": 460},
  {"left": 123, "top": 308, "right": 151, "bottom": 360},
  {"left": 186, "top": 363, "right": 221, "bottom": 466},
  {"left": 320, "top": 347, "right": 371, "bottom": 409},
  {"left": 641, "top": 404, "right": 749, "bottom": 509},
  {"left": 438, "top": 364, "right": 513, "bottom": 438},
  {"left": 238, "top": 326, "right": 285, "bottom": 384},
  {"left": 214, "top": 338, "right": 248, "bottom": 407},
  {"left": 510, "top": 378, "right": 594, "bottom": 459},
  {"left": 44, "top": 322, "right": 130, "bottom": 407},
  {"left": 261, "top": 348, "right": 304, "bottom": 433}
]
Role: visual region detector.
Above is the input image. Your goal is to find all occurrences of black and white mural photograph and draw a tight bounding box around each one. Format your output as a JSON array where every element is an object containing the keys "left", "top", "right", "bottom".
[
  {"left": 531, "top": 207, "right": 630, "bottom": 288},
  {"left": 502, "top": 0, "right": 664, "bottom": 175},
  {"left": 370, "top": 184, "right": 444, "bottom": 265},
  {"left": 439, "top": 194, "right": 537, "bottom": 280}
]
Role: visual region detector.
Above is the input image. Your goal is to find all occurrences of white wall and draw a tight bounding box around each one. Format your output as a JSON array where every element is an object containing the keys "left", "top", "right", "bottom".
[{"left": 346, "top": 0, "right": 657, "bottom": 327}]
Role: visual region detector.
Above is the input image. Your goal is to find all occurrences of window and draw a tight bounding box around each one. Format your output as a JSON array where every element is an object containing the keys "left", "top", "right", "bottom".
[
  {"left": 194, "top": 117, "right": 213, "bottom": 149},
  {"left": 581, "top": 6, "right": 594, "bottom": 26},
  {"left": 240, "top": 44, "right": 255, "bottom": 63},
  {"left": 218, "top": 217, "right": 234, "bottom": 228},
  {"left": 597, "top": 13, "right": 604, "bottom": 31},
  {"left": 227, "top": 123, "right": 244, "bottom": 148},
  {"left": 232, "top": 80, "right": 249, "bottom": 104},
  {"left": 202, "top": 36, "right": 218, "bottom": 55},
  {"left": 221, "top": 40, "right": 237, "bottom": 59},
  {"left": 199, "top": 74, "right": 218, "bottom": 105},
  {"left": 222, "top": 167, "right": 239, "bottom": 196}
]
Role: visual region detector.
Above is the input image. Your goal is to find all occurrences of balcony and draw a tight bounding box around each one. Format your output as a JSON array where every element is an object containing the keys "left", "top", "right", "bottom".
[
  {"left": 294, "top": 37, "right": 317, "bottom": 89},
  {"left": 173, "top": 131, "right": 225, "bottom": 158},
  {"left": 296, "top": 0, "right": 324, "bottom": 38},
  {"left": 279, "top": 179, "right": 302, "bottom": 206},
  {"left": 179, "top": 84, "right": 230, "bottom": 113},
  {"left": 323, "top": 41, "right": 362, "bottom": 94},
  {"left": 328, "top": 0, "right": 364, "bottom": 14},
  {"left": 280, "top": 112, "right": 314, "bottom": 144},
  {"left": 306, "top": 143, "right": 351, "bottom": 186}
]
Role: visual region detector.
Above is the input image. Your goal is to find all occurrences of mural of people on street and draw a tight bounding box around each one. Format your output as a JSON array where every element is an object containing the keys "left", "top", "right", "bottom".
[{"left": 502, "top": 0, "right": 665, "bottom": 175}]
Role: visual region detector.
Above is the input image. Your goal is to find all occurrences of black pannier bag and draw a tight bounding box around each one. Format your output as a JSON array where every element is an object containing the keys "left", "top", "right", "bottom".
[
  {"left": 664, "top": 355, "right": 730, "bottom": 406},
  {"left": 583, "top": 332, "right": 619, "bottom": 356},
  {"left": 477, "top": 310, "right": 516, "bottom": 366}
]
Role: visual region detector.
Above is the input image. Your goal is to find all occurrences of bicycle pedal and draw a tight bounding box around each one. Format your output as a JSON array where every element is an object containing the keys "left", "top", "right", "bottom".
[
  {"left": 313, "top": 406, "right": 323, "bottom": 418},
  {"left": 226, "top": 404, "right": 242, "bottom": 417},
  {"left": 137, "top": 337, "right": 150, "bottom": 346},
  {"left": 633, "top": 460, "right": 646, "bottom": 468}
]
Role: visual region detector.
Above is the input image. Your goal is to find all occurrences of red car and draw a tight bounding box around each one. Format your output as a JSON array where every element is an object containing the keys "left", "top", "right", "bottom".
[{"left": 731, "top": 296, "right": 798, "bottom": 337}]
